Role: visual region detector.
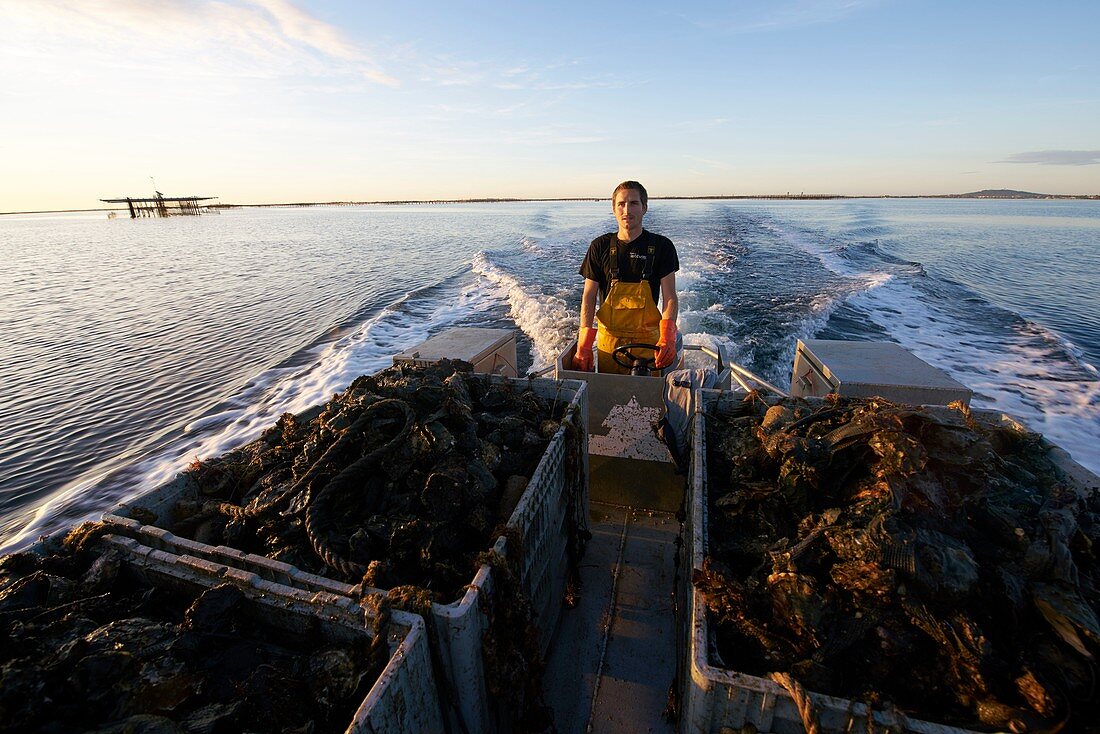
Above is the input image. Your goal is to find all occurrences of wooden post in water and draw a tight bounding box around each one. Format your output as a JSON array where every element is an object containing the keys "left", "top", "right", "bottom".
[{"left": 101, "top": 194, "right": 216, "bottom": 218}]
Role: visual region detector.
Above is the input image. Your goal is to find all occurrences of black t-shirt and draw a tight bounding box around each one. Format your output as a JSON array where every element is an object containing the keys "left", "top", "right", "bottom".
[{"left": 578, "top": 230, "right": 679, "bottom": 304}]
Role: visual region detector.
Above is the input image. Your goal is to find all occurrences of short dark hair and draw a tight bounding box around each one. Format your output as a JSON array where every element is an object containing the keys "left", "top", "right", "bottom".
[{"left": 612, "top": 180, "right": 648, "bottom": 207}]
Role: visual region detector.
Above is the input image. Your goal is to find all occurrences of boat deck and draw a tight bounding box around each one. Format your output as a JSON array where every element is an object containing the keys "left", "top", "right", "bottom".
[{"left": 544, "top": 501, "right": 684, "bottom": 733}]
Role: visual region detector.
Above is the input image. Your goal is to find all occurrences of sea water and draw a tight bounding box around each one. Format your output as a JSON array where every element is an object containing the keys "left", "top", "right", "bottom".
[{"left": 1, "top": 199, "right": 1097, "bottom": 549}]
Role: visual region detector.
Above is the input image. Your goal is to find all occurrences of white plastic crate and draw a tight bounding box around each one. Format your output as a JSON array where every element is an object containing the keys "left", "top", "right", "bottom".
[
  {"left": 681, "top": 390, "right": 1100, "bottom": 734},
  {"left": 102, "top": 375, "right": 589, "bottom": 734},
  {"left": 412, "top": 375, "right": 590, "bottom": 734},
  {"left": 12, "top": 532, "right": 444, "bottom": 734},
  {"left": 505, "top": 384, "right": 590, "bottom": 659}
]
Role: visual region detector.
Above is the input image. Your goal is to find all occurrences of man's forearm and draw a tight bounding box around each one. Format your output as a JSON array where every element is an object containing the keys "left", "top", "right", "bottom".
[
  {"left": 659, "top": 272, "right": 678, "bottom": 324},
  {"left": 661, "top": 293, "right": 678, "bottom": 323},
  {"left": 580, "top": 298, "right": 595, "bottom": 328},
  {"left": 580, "top": 280, "right": 598, "bottom": 329}
]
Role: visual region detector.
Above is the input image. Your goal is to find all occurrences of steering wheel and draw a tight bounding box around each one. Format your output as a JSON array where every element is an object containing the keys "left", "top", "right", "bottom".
[{"left": 612, "top": 343, "right": 661, "bottom": 375}]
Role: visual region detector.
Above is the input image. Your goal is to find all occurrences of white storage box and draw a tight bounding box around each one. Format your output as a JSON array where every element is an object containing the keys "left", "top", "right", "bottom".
[
  {"left": 791, "top": 339, "right": 973, "bottom": 406},
  {"left": 393, "top": 327, "right": 518, "bottom": 378}
]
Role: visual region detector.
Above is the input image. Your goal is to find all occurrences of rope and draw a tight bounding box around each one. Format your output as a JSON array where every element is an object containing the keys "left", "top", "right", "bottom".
[
  {"left": 203, "top": 396, "right": 396, "bottom": 520},
  {"left": 305, "top": 398, "right": 414, "bottom": 577},
  {"left": 769, "top": 671, "right": 821, "bottom": 734},
  {"left": 305, "top": 452, "right": 386, "bottom": 577}
]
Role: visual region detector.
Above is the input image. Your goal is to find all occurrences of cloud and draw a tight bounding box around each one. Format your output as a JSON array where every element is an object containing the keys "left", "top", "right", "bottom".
[
  {"left": 494, "top": 79, "right": 619, "bottom": 91},
  {"left": 427, "top": 100, "right": 535, "bottom": 120},
  {"left": 249, "top": 0, "right": 359, "bottom": 61},
  {"left": 420, "top": 59, "right": 486, "bottom": 87},
  {"left": 490, "top": 127, "right": 605, "bottom": 146},
  {"left": 362, "top": 69, "right": 400, "bottom": 87},
  {"left": 999, "top": 150, "right": 1100, "bottom": 166},
  {"left": 417, "top": 53, "right": 620, "bottom": 92},
  {"left": 686, "top": 156, "right": 733, "bottom": 170},
  {"left": 673, "top": 118, "right": 732, "bottom": 133},
  {"left": 0, "top": 0, "right": 396, "bottom": 85}
]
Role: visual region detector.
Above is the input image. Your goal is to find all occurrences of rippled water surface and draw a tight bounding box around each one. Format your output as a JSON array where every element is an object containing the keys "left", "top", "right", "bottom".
[{"left": 1, "top": 199, "right": 1097, "bottom": 548}]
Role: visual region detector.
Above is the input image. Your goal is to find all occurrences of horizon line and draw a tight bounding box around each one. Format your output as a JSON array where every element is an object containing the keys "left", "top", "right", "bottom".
[{"left": 4, "top": 191, "right": 1099, "bottom": 216}]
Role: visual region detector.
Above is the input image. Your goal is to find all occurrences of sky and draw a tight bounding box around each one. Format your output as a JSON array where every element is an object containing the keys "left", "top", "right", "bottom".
[{"left": 1, "top": 0, "right": 1097, "bottom": 210}]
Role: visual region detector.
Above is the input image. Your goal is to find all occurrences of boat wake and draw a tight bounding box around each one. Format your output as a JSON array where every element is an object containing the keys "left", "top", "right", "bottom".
[
  {"left": 4, "top": 201, "right": 1096, "bottom": 552},
  {"left": 471, "top": 249, "right": 576, "bottom": 370},
  {"left": 1, "top": 271, "right": 508, "bottom": 552},
  {"left": 765, "top": 216, "right": 1100, "bottom": 473}
]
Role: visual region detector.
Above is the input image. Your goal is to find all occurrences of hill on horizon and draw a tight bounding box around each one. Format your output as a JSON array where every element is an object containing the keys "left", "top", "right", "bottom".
[{"left": 949, "top": 189, "right": 1053, "bottom": 199}]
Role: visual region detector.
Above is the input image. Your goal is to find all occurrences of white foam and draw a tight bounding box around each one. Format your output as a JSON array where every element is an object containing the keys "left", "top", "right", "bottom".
[
  {"left": 760, "top": 218, "right": 895, "bottom": 291},
  {"left": 471, "top": 252, "right": 575, "bottom": 370},
  {"left": 750, "top": 215, "right": 1099, "bottom": 472},
  {"left": 136, "top": 277, "right": 506, "bottom": 486},
  {"left": 850, "top": 278, "right": 1100, "bottom": 473},
  {"left": 183, "top": 409, "right": 247, "bottom": 434},
  {"left": 0, "top": 275, "right": 509, "bottom": 552},
  {"left": 674, "top": 257, "right": 703, "bottom": 295}
]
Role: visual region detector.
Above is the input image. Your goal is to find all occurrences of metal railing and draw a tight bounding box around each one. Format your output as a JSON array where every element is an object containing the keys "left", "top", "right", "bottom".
[{"left": 529, "top": 342, "right": 788, "bottom": 397}]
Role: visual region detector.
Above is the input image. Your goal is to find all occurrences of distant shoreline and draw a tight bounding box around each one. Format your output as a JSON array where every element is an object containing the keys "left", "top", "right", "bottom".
[{"left": 4, "top": 191, "right": 1098, "bottom": 216}]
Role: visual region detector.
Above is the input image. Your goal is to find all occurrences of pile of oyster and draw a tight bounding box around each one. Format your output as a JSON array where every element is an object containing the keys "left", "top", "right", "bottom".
[
  {"left": 176, "top": 361, "right": 565, "bottom": 600},
  {"left": 695, "top": 395, "right": 1100, "bottom": 731},
  {"left": 0, "top": 528, "right": 385, "bottom": 734}
]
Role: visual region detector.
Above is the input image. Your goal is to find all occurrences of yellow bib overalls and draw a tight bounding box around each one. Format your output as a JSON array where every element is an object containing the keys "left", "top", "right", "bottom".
[{"left": 595, "top": 239, "right": 662, "bottom": 375}]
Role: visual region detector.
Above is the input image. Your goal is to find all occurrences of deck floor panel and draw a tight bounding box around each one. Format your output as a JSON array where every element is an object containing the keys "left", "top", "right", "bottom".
[{"left": 543, "top": 502, "right": 681, "bottom": 734}]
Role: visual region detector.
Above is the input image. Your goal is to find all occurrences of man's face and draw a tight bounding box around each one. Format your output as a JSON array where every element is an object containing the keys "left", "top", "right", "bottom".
[{"left": 613, "top": 189, "right": 647, "bottom": 231}]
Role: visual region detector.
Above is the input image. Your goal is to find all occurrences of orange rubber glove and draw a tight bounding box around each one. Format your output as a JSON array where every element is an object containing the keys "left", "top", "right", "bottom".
[
  {"left": 574, "top": 326, "right": 596, "bottom": 371},
  {"left": 655, "top": 319, "right": 677, "bottom": 369}
]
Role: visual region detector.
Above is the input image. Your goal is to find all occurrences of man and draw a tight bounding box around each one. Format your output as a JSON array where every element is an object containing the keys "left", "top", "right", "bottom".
[{"left": 574, "top": 180, "right": 679, "bottom": 375}]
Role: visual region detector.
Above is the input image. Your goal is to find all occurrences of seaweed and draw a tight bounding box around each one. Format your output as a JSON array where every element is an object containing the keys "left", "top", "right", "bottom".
[
  {"left": 0, "top": 534, "right": 385, "bottom": 734},
  {"left": 179, "top": 360, "right": 560, "bottom": 600},
  {"left": 698, "top": 395, "right": 1099, "bottom": 731}
]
